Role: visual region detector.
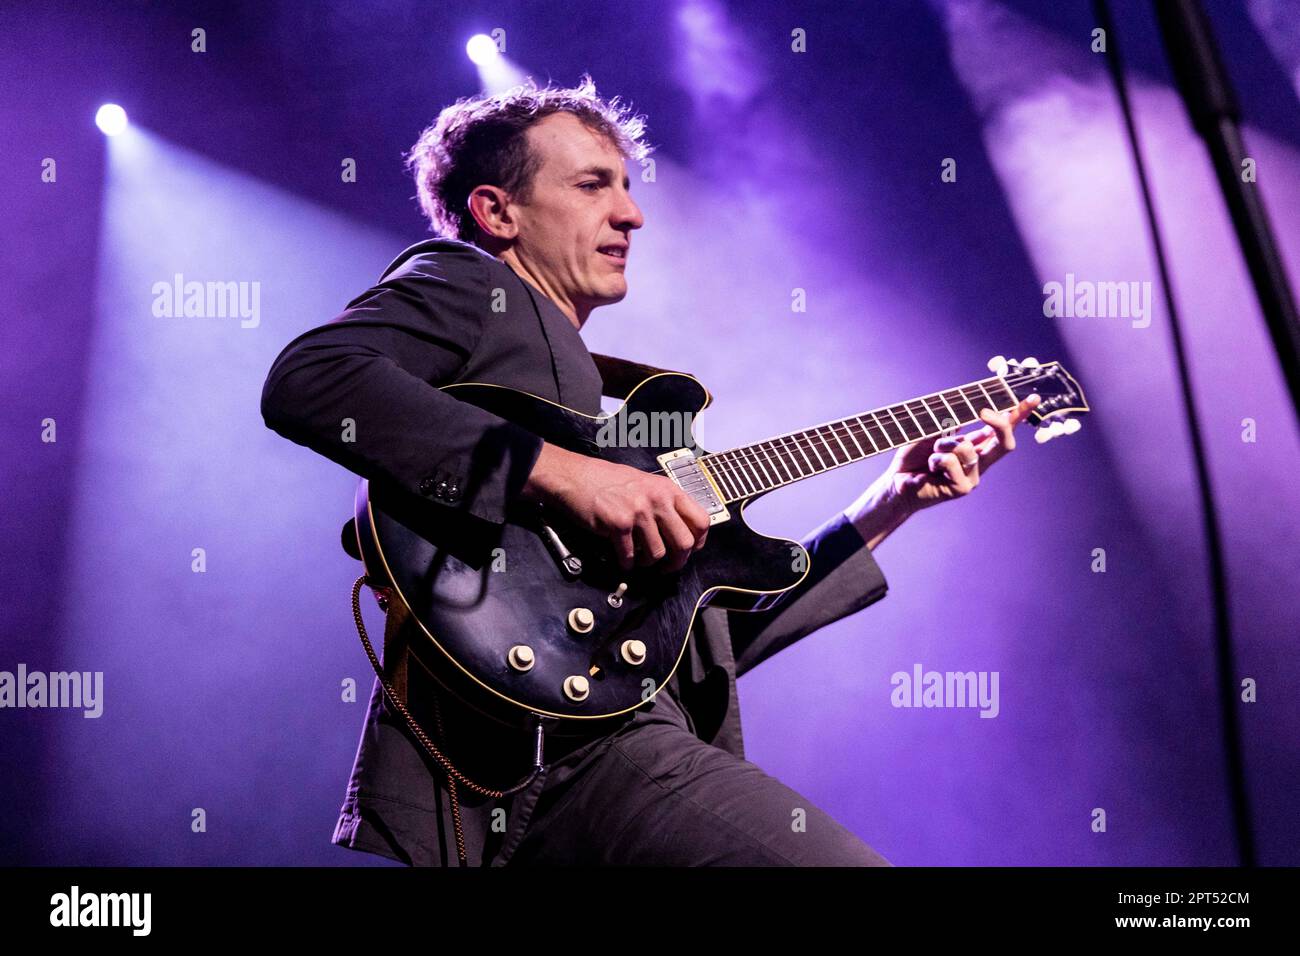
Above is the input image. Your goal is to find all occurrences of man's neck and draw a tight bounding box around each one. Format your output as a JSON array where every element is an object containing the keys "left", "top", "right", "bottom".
[{"left": 497, "top": 247, "right": 588, "bottom": 331}]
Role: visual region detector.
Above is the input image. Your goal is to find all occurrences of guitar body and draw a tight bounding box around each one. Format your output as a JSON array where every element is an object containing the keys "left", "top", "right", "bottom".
[{"left": 353, "top": 373, "right": 807, "bottom": 732}]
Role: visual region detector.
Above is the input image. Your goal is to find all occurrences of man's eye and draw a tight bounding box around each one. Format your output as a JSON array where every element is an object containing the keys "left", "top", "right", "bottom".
[{"left": 579, "top": 181, "right": 601, "bottom": 191}]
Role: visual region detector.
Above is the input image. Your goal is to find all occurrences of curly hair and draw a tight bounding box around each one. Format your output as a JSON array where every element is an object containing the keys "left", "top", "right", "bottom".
[{"left": 405, "top": 75, "right": 653, "bottom": 241}]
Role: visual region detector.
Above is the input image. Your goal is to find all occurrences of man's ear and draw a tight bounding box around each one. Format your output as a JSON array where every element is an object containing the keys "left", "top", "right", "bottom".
[{"left": 467, "top": 185, "right": 518, "bottom": 241}]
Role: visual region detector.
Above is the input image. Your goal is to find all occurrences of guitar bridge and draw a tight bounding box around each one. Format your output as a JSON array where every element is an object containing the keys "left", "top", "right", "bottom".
[{"left": 658, "top": 448, "right": 730, "bottom": 525}]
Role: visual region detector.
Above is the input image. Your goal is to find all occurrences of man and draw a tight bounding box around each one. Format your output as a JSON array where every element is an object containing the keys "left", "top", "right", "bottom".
[{"left": 260, "top": 77, "right": 1039, "bottom": 866}]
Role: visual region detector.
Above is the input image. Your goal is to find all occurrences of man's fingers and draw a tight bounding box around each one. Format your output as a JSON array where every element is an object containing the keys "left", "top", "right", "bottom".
[
  {"left": 656, "top": 507, "right": 697, "bottom": 571},
  {"left": 928, "top": 451, "right": 966, "bottom": 485},
  {"left": 616, "top": 529, "right": 635, "bottom": 570},
  {"left": 673, "top": 494, "right": 710, "bottom": 551},
  {"left": 934, "top": 435, "right": 979, "bottom": 469},
  {"left": 633, "top": 517, "right": 666, "bottom": 567}
]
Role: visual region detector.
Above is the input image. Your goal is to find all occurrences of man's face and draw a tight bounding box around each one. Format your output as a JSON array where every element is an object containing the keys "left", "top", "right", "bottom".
[{"left": 506, "top": 112, "right": 644, "bottom": 322}]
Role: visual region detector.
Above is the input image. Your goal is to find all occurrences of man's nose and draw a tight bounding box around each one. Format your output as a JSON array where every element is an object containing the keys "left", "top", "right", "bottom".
[{"left": 614, "top": 192, "right": 644, "bottom": 230}]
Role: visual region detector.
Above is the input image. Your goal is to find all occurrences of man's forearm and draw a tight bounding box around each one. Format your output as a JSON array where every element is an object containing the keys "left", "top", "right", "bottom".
[{"left": 844, "top": 474, "right": 912, "bottom": 551}]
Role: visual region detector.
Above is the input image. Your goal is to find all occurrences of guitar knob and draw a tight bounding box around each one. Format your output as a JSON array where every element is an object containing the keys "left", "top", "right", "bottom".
[
  {"left": 567, "top": 608, "right": 595, "bottom": 633},
  {"left": 620, "top": 639, "right": 647, "bottom": 666},
  {"left": 986, "top": 355, "right": 1009, "bottom": 376},
  {"left": 507, "top": 645, "right": 535, "bottom": 672},
  {"left": 563, "top": 675, "right": 590, "bottom": 702},
  {"left": 607, "top": 582, "right": 628, "bottom": 608}
]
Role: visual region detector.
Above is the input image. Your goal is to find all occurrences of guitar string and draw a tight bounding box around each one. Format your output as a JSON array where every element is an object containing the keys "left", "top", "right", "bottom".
[{"left": 692, "top": 370, "right": 1062, "bottom": 493}]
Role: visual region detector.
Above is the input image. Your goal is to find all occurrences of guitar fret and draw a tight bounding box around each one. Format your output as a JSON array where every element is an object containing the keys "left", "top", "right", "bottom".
[
  {"left": 802, "top": 431, "right": 829, "bottom": 470},
  {"left": 952, "top": 388, "right": 977, "bottom": 420},
  {"left": 889, "top": 405, "right": 920, "bottom": 443},
  {"left": 816, "top": 427, "right": 841, "bottom": 465},
  {"left": 714, "top": 456, "right": 743, "bottom": 499},
  {"left": 824, "top": 428, "right": 844, "bottom": 464},
  {"left": 902, "top": 402, "right": 925, "bottom": 438},
  {"left": 937, "top": 394, "right": 959, "bottom": 431},
  {"left": 919, "top": 398, "right": 943, "bottom": 433},
  {"left": 880, "top": 409, "right": 906, "bottom": 446},
  {"left": 844, "top": 420, "right": 867, "bottom": 457},
  {"left": 768, "top": 441, "right": 796, "bottom": 482},
  {"left": 730, "top": 455, "right": 759, "bottom": 495},
  {"left": 828, "top": 425, "right": 853, "bottom": 462},
  {"left": 780, "top": 436, "right": 809, "bottom": 476},
  {"left": 750, "top": 444, "right": 778, "bottom": 487},
  {"left": 855, "top": 416, "right": 880, "bottom": 453},
  {"left": 995, "top": 378, "right": 1018, "bottom": 407}
]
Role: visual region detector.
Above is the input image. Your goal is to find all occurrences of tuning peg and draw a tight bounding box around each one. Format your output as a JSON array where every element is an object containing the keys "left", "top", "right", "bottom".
[
  {"left": 986, "top": 355, "right": 1009, "bottom": 376},
  {"left": 1034, "top": 419, "right": 1068, "bottom": 443},
  {"left": 1063, "top": 418, "right": 1081, "bottom": 434},
  {"left": 1021, "top": 357, "right": 1041, "bottom": 370}
]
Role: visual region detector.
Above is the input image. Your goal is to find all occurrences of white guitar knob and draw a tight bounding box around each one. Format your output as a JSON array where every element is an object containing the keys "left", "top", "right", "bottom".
[
  {"left": 1063, "top": 418, "right": 1081, "bottom": 434},
  {"left": 507, "top": 645, "right": 535, "bottom": 672},
  {"left": 1021, "top": 357, "right": 1041, "bottom": 370},
  {"left": 620, "top": 639, "right": 647, "bottom": 666},
  {"left": 563, "top": 675, "right": 590, "bottom": 702},
  {"left": 567, "top": 607, "right": 595, "bottom": 633},
  {"left": 987, "top": 355, "right": 1009, "bottom": 376}
]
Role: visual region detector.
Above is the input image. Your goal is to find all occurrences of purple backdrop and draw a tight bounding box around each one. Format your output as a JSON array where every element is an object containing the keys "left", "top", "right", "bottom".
[{"left": 2, "top": 0, "right": 1297, "bottom": 866}]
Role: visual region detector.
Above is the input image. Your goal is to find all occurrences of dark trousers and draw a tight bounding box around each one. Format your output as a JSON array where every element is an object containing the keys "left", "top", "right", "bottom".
[{"left": 505, "top": 686, "right": 892, "bottom": 867}]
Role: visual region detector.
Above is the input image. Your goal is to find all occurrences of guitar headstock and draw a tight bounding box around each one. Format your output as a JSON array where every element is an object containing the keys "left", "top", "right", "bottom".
[{"left": 987, "top": 355, "right": 1090, "bottom": 444}]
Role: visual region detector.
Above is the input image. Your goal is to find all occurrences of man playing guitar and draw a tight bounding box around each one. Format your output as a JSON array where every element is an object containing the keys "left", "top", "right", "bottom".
[{"left": 261, "top": 76, "right": 1043, "bottom": 866}]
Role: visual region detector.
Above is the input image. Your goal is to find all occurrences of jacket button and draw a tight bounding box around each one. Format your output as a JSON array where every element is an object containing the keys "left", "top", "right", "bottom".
[
  {"left": 445, "top": 480, "right": 460, "bottom": 501},
  {"left": 418, "top": 477, "right": 436, "bottom": 496},
  {"left": 434, "top": 479, "right": 449, "bottom": 499}
]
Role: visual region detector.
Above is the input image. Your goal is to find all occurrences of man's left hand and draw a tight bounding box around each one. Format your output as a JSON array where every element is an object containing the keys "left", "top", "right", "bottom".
[{"left": 885, "top": 393, "right": 1041, "bottom": 513}]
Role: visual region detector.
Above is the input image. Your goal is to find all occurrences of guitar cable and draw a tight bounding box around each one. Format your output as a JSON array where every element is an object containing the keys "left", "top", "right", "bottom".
[
  {"left": 1092, "top": 0, "right": 1254, "bottom": 864},
  {"left": 350, "top": 575, "right": 547, "bottom": 867}
]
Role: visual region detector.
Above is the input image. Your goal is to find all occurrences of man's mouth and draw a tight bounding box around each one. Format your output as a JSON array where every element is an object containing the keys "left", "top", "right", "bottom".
[{"left": 597, "top": 244, "right": 628, "bottom": 263}]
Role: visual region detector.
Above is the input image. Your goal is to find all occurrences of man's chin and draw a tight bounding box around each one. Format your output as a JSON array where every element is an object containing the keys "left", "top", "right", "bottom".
[{"left": 588, "top": 281, "right": 629, "bottom": 308}]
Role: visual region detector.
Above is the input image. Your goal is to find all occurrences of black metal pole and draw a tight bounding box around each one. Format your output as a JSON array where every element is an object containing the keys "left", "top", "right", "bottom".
[{"left": 1153, "top": 0, "right": 1300, "bottom": 424}]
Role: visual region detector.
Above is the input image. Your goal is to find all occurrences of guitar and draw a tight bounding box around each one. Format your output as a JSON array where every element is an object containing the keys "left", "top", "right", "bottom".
[{"left": 352, "top": 355, "right": 1088, "bottom": 731}]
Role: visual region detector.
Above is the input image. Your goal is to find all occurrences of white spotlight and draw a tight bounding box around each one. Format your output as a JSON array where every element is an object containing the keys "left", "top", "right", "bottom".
[
  {"left": 96, "top": 104, "right": 128, "bottom": 136},
  {"left": 466, "top": 34, "right": 498, "bottom": 65}
]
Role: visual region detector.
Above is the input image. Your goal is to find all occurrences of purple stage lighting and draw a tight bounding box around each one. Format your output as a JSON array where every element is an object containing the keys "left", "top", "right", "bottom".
[
  {"left": 466, "top": 34, "right": 498, "bottom": 65},
  {"left": 95, "top": 103, "right": 127, "bottom": 136}
]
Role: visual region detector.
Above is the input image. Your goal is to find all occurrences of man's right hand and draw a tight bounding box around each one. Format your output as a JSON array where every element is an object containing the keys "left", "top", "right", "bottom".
[{"left": 521, "top": 441, "right": 710, "bottom": 572}]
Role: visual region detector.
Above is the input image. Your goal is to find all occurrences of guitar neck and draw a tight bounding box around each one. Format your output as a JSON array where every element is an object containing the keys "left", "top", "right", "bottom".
[{"left": 697, "top": 374, "right": 1019, "bottom": 502}]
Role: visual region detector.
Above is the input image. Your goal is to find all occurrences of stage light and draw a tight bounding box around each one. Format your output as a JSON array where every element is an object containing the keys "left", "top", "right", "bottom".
[
  {"left": 466, "top": 34, "right": 498, "bottom": 65},
  {"left": 95, "top": 104, "right": 128, "bottom": 136}
]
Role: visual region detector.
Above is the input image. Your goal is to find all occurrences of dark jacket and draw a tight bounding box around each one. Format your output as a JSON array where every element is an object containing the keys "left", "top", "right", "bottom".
[{"left": 259, "top": 238, "right": 890, "bottom": 865}]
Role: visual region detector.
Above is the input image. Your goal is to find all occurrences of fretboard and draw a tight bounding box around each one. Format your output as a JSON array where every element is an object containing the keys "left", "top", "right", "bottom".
[{"left": 698, "top": 375, "right": 1019, "bottom": 502}]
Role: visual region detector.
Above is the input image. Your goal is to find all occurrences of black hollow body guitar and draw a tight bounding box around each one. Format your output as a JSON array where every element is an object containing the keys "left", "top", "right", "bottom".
[{"left": 353, "top": 356, "right": 1088, "bottom": 733}]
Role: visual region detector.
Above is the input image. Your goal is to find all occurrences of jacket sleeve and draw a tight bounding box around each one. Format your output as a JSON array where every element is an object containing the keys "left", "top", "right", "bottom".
[
  {"left": 728, "top": 510, "right": 889, "bottom": 679},
  {"left": 259, "top": 244, "right": 545, "bottom": 526}
]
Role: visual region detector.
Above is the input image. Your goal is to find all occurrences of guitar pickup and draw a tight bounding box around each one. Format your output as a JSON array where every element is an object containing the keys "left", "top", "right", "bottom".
[{"left": 657, "top": 448, "right": 730, "bottom": 525}]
